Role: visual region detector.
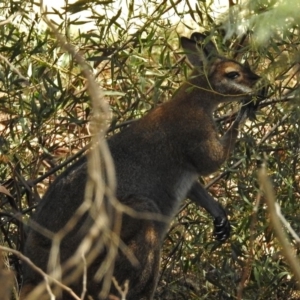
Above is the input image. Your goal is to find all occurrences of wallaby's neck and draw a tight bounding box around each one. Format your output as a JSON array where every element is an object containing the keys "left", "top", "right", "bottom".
[{"left": 171, "top": 69, "right": 221, "bottom": 114}]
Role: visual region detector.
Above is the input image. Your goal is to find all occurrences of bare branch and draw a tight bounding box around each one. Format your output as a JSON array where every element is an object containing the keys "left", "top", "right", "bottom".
[
  {"left": 0, "top": 246, "right": 81, "bottom": 300},
  {"left": 258, "top": 166, "right": 300, "bottom": 287}
]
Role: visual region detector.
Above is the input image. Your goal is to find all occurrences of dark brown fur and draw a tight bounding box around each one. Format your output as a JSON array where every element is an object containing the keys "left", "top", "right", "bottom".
[{"left": 20, "top": 33, "right": 261, "bottom": 300}]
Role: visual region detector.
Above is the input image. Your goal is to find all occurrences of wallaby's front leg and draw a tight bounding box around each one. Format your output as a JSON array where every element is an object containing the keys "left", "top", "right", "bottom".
[{"left": 188, "top": 182, "right": 230, "bottom": 242}]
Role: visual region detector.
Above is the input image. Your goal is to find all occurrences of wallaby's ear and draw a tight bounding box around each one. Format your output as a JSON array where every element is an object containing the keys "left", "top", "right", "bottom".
[
  {"left": 190, "top": 32, "right": 218, "bottom": 59},
  {"left": 243, "top": 60, "right": 251, "bottom": 71},
  {"left": 180, "top": 32, "right": 220, "bottom": 68},
  {"left": 180, "top": 36, "right": 202, "bottom": 67}
]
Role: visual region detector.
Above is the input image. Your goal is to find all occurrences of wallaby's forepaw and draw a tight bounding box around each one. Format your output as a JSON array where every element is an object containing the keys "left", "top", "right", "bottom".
[{"left": 213, "top": 216, "right": 231, "bottom": 242}]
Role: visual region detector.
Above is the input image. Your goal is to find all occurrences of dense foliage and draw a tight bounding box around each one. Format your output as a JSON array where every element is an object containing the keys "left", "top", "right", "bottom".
[{"left": 0, "top": 0, "right": 299, "bottom": 299}]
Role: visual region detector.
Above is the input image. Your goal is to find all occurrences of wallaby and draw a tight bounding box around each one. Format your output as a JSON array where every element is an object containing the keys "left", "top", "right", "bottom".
[{"left": 20, "top": 32, "right": 262, "bottom": 300}]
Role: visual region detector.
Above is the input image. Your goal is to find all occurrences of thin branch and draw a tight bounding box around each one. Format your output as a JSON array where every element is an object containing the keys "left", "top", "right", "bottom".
[
  {"left": 275, "top": 203, "right": 300, "bottom": 244},
  {"left": 0, "top": 246, "right": 81, "bottom": 300},
  {"left": 112, "top": 277, "right": 129, "bottom": 300},
  {"left": 258, "top": 166, "right": 300, "bottom": 287},
  {"left": 0, "top": 13, "right": 20, "bottom": 26},
  {"left": 80, "top": 254, "right": 87, "bottom": 300},
  {"left": 0, "top": 53, "right": 29, "bottom": 84}
]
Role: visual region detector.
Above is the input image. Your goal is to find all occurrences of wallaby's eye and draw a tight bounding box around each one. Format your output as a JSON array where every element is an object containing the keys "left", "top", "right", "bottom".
[{"left": 225, "top": 71, "right": 240, "bottom": 79}]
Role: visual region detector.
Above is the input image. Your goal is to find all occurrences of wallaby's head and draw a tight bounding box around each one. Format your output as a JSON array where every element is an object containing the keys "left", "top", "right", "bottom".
[{"left": 180, "top": 32, "right": 261, "bottom": 100}]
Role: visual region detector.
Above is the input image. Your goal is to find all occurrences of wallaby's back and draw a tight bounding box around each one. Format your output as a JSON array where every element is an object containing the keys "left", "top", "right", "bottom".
[{"left": 20, "top": 32, "right": 262, "bottom": 300}]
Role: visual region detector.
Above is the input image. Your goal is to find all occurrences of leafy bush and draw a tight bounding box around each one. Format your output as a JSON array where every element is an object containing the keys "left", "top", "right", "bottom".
[{"left": 0, "top": 0, "right": 299, "bottom": 299}]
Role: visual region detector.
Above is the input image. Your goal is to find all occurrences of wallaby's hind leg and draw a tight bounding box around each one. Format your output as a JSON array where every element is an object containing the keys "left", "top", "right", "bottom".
[
  {"left": 19, "top": 283, "right": 35, "bottom": 300},
  {"left": 20, "top": 195, "right": 163, "bottom": 300},
  {"left": 106, "top": 195, "right": 164, "bottom": 300}
]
